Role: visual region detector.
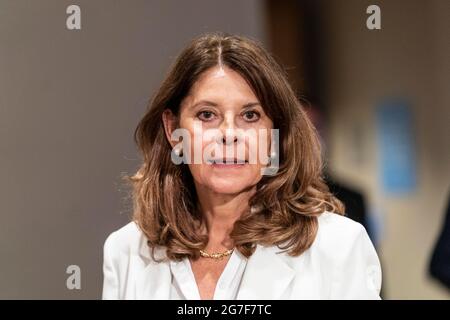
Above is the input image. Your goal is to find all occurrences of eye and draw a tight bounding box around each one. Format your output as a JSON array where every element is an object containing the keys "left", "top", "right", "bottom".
[
  {"left": 242, "top": 110, "right": 260, "bottom": 122},
  {"left": 197, "top": 110, "right": 216, "bottom": 121}
]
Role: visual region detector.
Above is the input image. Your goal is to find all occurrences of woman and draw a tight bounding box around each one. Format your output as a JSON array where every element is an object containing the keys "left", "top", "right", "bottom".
[{"left": 102, "top": 32, "right": 382, "bottom": 300}]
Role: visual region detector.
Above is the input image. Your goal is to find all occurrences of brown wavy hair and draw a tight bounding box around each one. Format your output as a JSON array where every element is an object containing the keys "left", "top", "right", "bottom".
[{"left": 125, "top": 32, "right": 344, "bottom": 262}]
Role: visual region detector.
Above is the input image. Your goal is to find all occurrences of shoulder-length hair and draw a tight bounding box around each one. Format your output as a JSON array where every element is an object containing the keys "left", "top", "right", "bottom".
[{"left": 126, "top": 32, "right": 344, "bottom": 261}]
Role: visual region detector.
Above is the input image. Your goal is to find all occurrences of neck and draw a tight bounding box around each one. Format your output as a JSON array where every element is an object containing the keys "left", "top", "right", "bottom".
[{"left": 195, "top": 184, "right": 255, "bottom": 252}]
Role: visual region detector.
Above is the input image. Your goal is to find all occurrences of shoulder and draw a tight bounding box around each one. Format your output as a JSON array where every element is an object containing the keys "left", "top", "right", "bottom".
[
  {"left": 102, "top": 221, "right": 155, "bottom": 299},
  {"left": 313, "top": 211, "right": 376, "bottom": 262},
  {"left": 271, "top": 210, "right": 380, "bottom": 278},
  {"left": 316, "top": 210, "right": 367, "bottom": 243},
  {"left": 314, "top": 211, "right": 382, "bottom": 298},
  {"left": 268, "top": 211, "right": 377, "bottom": 266},
  {"left": 103, "top": 221, "right": 144, "bottom": 259},
  {"left": 275, "top": 211, "right": 382, "bottom": 298}
]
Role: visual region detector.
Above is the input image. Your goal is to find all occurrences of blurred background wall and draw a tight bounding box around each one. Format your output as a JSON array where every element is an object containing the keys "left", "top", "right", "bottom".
[
  {"left": 0, "top": 0, "right": 448, "bottom": 299},
  {"left": 0, "top": 0, "right": 266, "bottom": 299},
  {"left": 317, "top": 0, "right": 450, "bottom": 300}
]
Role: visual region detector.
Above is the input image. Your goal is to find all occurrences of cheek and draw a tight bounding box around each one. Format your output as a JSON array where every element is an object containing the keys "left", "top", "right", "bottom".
[
  {"left": 181, "top": 123, "right": 217, "bottom": 162},
  {"left": 246, "top": 130, "right": 272, "bottom": 165},
  {"left": 201, "top": 132, "right": 218, "bottom": 159}
]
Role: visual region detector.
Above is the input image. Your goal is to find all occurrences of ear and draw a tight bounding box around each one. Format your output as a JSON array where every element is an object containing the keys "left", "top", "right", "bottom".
[{"left": 162, "top": 109, "right": 178, "bottom": 148}]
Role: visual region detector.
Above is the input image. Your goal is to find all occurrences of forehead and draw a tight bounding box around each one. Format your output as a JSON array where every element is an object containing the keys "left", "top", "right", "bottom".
[{"left": 185, "top": 66, "right": 259, "bottom": 104}]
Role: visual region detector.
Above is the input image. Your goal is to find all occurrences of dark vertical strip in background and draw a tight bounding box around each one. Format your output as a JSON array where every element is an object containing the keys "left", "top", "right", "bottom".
[{"left": 265, "top": 0, "right": 326, "bottom": 112}]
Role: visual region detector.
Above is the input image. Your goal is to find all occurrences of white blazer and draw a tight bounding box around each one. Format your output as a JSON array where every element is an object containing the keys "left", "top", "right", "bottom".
[{"left": 102, "top": 211, "right": 382, "bottom": 299}]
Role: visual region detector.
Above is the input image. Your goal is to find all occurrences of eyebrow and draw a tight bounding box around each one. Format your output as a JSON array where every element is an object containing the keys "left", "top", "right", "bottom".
[
  {"left": 190, "top": 100, "right": 261, "bottom": 109},
  {"left": 242, "top": 102, "right": 261, "bottom": 108}
]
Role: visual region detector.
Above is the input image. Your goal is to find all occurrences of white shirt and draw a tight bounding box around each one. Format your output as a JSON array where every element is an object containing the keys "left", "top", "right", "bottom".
[
  {"left": 169, "top": 249, "right": 247, "bottom": 299},
  {"left": 102, "top": 211, "right": 382, "bottom": 299}
]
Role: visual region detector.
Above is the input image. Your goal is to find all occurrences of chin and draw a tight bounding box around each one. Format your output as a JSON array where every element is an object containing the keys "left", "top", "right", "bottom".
[{"left": 206, "top": 177, "right": 256, "bottom": 195}]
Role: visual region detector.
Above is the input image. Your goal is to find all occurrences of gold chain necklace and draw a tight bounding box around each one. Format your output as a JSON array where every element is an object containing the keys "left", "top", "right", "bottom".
[{"left": 199, "top": 248, "right": 234, "bottom": 260}]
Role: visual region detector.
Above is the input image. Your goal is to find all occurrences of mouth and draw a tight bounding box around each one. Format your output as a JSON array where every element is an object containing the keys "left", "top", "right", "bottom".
[{"left": 206, "top": 158, "right": 248, "bottom": 165}]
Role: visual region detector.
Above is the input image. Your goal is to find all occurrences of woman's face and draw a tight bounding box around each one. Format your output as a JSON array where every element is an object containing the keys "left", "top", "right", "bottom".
[{"left": 166, "top": 66, "right": 274, "bottom": 195}]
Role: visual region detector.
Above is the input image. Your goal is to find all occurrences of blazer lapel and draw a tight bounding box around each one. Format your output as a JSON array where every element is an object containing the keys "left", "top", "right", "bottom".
[{"left": 236, "top": 244, "right": 296, "bottom": 299}]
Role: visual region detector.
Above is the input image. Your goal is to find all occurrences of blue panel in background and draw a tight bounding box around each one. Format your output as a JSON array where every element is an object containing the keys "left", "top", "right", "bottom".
[{"left": 376, "top": 99, "right": 417, "bottom": 195}]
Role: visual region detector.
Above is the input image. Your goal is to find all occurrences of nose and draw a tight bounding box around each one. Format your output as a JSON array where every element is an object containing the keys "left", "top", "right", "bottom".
[
  {"left": 217, "top": 112, "right": 239, "bottom": 145},
  {"left": 221, "top": 133, "right": 238, "bottom": 145}
]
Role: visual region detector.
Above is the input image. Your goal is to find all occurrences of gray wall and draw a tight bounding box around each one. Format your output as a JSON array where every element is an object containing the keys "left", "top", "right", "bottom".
[{"left": 0, "top": 0, "right": 265, "bottom": 299}]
